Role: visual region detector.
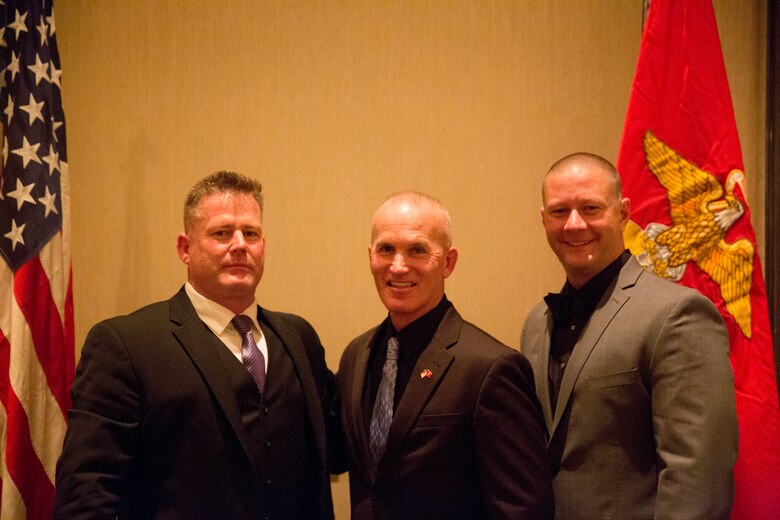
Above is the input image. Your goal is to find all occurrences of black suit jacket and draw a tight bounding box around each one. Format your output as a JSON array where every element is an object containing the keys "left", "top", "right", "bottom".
[
  {"left": 55, "top": 288, "right": 340, "bottom": 519},
  {"left": 339, "top": 306, "right": 554, "bottom": 519}
]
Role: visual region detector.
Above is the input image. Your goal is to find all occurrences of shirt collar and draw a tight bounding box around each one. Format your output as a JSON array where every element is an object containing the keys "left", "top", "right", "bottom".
[
  {"left": 382, "top": 294, "right": 452, "bottom": 359},
  {"left": 184, "top": 282, "right": 260, "bottom": 335},
  {"left": 546, "top": 250, "right": 630, "bottom": 321}
]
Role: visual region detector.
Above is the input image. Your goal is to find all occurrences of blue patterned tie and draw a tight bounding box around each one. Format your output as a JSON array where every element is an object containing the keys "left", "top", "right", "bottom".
[
  {"left": 369, "top": 337, "right": 399, "bottom": 476},
  {"left": 231, "top": 315, "right": 266, "bottom": 394}
]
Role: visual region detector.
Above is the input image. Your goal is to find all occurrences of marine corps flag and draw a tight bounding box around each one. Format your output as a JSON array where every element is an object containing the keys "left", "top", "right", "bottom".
[{"left": 617, "top": 1, "right": 780, "bottom": 518}]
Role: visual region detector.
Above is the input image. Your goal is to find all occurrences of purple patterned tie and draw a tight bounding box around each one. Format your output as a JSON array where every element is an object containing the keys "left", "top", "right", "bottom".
[
  {"left": 369, "top": 337, "right": 399, "bottom": 477},
  {"left": 231, "top": 315, "right": 266, "bottom": 394}
]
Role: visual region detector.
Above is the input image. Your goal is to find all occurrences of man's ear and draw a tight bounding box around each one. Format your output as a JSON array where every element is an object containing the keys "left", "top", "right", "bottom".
[
  {"left": 443, "top": 247, "right": 459, "bottom": 278},
  {"left": 620, "top": 197, "right": 631, "bottom": 228},
  {"left": 176, "top": 233, "right": 190, "bottom": 264}
]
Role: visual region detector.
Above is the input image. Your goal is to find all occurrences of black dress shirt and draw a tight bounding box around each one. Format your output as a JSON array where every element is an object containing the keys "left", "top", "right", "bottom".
[
  {"left": 363, "top": 295, "right": 452, "bottom": 416},
  {"left": 544, "top": 250, "right": 631, "bottom": 413}
]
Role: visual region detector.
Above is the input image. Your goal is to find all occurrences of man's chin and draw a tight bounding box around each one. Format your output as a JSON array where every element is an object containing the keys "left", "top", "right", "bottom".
[
  {"left": 562, "top": 252, "right": 596, "bottom": 268},
  {"left": 379, "top": 296, "right": 415, "bottom": 314},
  {"left": 220, "top": 276, "right": 260, "bottom": 293}
]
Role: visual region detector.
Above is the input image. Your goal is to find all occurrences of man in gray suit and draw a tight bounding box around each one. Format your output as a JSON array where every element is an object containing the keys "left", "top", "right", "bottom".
[{"left": 521, "top": 153, "right": 738, "bottom": 519}]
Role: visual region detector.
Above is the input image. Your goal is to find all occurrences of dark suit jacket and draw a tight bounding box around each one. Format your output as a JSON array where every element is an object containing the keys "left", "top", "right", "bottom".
[
  {"left": 339, "top": 306, "right": 554, "bottom": 519},
  {"left": 55, "top": 288, "right": 340, "bottom": 519},
  {"left": 521, "top": 257, "right": 738, "bottom": 520}
]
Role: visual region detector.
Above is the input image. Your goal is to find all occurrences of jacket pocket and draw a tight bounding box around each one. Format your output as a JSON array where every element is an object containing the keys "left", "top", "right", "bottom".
[
  {"left": 414, "top": 412, "right": 462, "bottom": 429},
  {"left": 583, "top": 368, "right": 639, "bottom": 391}
]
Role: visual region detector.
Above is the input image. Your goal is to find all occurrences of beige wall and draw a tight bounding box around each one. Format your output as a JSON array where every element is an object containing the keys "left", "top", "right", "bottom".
[{"left": 57, "top": 1, "right": 766, "bottom": 516}]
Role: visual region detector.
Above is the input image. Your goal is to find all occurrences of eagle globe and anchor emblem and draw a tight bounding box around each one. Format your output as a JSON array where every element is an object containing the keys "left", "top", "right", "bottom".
[{"left": 623, "top": 131, "right": 754, "bottom": 338}]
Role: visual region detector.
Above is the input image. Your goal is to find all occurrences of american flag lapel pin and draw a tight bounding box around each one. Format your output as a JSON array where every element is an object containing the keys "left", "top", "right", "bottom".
[{"left": 420, "top": 369, "right": 433, "bottom": 379}]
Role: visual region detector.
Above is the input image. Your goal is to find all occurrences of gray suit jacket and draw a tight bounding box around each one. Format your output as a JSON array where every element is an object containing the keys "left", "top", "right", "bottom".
[
  {"left": 521, "top": 257, "right": 738, "bottom": 520},
  {"left": 339, "top": 306, "right": 554, "bottom": 519}
]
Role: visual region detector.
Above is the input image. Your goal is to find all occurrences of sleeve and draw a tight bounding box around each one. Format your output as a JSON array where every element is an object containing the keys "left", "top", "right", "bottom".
[
  {"left": 473, "top": 350, "right": 555, "bottom": 519},
  {"left": 54, "top": 321, "right": 141, "bottom": 519},
  {"left": 651, "top": 291, "right": 738, "bottom": 520}
]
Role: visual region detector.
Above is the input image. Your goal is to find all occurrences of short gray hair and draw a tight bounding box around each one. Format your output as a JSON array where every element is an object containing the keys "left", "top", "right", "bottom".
[
  {"left": 184, "top": 171, "right": 264, "bottom": 230},
  {"left": 374, "top": 191, "right": 453, "bottom": 248}
]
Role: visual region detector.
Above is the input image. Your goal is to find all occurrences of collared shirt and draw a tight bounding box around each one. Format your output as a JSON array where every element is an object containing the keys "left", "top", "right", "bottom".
[
  {"left": 184, "top": 282, "right": 269, "bottom": 373},
  {"left": 364, "top": 295, "right": 452, "bottom": 414},
  {"left": 544, "top": 250, "right": 631, "bottom": 413}
]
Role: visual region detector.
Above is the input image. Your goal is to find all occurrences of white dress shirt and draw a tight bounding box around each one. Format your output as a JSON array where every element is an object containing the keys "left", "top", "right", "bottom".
[{"left": 184, "top": 282, "right": 269, "bottom": 373}]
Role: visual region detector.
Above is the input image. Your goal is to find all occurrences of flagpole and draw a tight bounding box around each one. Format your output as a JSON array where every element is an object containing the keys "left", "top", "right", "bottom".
[{"left": 767, "top": 0, "right": 780, "bottom": 400}]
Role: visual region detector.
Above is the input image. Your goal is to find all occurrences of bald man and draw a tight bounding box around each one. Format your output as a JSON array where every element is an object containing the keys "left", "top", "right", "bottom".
[
  {"left": 339, "top": 191, "right": 554, "bottom": 519},
  {"left": 521, "top": 153, "right": 738, "bottom": 519}
]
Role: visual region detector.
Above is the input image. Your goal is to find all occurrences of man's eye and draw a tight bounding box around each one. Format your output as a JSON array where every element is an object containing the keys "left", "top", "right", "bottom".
[
  {"left": 376, "top": 245, "right": 393, "bottom": 254},
  {"left": 213, "top": 230, "right": 230, "bottom": 237},
  {"left": 411, "top": 247, "right": 427, "bottom": 256}
]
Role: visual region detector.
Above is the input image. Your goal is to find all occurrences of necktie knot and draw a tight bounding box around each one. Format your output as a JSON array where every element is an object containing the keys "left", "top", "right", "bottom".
[
  {"left": 544, "top": 291, "right": 589, "bottom": 322},
  {"left": 231, "top": 314, "right": 252, "bottom": 335},
  {"left": 386, "top": 337, "right": 399, "bottom": 361}
]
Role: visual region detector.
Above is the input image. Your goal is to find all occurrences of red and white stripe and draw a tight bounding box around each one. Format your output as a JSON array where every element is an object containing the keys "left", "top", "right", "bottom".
[{"left": 0, "top": 161, "right": 73, "bottom": 519}]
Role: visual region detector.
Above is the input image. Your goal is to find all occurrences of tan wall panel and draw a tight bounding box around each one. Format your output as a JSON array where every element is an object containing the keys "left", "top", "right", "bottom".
[{"left": 56, "top": 1, "right": 765, "bottom": 516}]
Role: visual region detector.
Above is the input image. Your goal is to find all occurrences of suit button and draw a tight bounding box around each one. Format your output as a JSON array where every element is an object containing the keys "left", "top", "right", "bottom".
[
  {"left": 263, "top": 406, "right": 269, "bottom": 414},
  {"left": 265, "top": 440, "right": 271, "bottom": 448},
  {"left": 265, "top": 476, "right": 272, "bottom": 485}
]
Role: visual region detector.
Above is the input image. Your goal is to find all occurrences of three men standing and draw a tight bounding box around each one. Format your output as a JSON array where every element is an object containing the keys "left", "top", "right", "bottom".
[{"left": 56, "top": 163, "right": 738, "bottom": 519}]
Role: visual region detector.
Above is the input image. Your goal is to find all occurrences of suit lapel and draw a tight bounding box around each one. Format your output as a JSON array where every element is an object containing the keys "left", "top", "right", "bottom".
[
  {"left": 349, "top": 330, "right": 377, "bottom": 482},
  {"left": 527, "top": 306, "right": 555, "bottom": 433},
  {"left": 377, "top": 308, "right": 458, "bottom": 477},
  {"left": 168, "top": 290, "right": 255, "bottom": 469},
  {"left": 261, "top": 310, "right": 328, "bottom": 465},
  {"left": 550, "top": 259, "right": 642, "bottom": 437}
]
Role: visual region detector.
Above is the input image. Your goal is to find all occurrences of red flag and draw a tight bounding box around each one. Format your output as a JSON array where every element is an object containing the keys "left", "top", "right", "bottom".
[
  {"left": 617, "top": 1, "right": 780, "bottom": 518},
  {"left": 0, "top": 1, "right": 75, "bottom": 518}
]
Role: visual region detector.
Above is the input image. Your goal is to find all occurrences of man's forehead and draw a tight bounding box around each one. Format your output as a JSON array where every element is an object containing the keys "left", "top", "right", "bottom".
[
  {"left": 205, "top": 214, "right": 262, "bottom": 225},
  {"left": 195, "top": 202, "right": 262, "bottom": 226},
  {"left": 373, "top": 228, "right": 433, "bottom": 243},
  {"left": 545, "top": 167, "right": 614, "bottom": 196}
]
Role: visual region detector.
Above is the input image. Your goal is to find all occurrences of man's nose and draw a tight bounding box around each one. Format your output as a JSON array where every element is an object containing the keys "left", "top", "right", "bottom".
[
  {"left": 389, "top": 253, "right": 408, "bottom": 273},
  {"left": 230, "top": 231, "right": 248, "bottom": 250},
  {"left": 564, "top": 209, "right": 586, "bottom": 230}
]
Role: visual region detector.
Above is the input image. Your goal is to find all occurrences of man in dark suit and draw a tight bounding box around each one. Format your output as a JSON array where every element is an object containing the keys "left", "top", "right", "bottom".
[
  {"left": 339, "top": 191, "right": 554, "bottom": 519},
  {"left": 55, "top": 171, "right": 342, "bottom": 519},
  {"left": 521, "top": 153, "right": 738, "bottom": 519}
]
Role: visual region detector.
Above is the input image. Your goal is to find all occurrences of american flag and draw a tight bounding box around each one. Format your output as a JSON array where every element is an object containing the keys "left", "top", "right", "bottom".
[{"left": 0, "top": 0, "right": 74, "bottom": 518}]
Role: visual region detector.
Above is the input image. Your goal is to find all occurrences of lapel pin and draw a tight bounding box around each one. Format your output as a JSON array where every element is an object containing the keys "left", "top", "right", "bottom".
[{"left": 420, "top": 369, "right": 433, "bottom": 379}]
